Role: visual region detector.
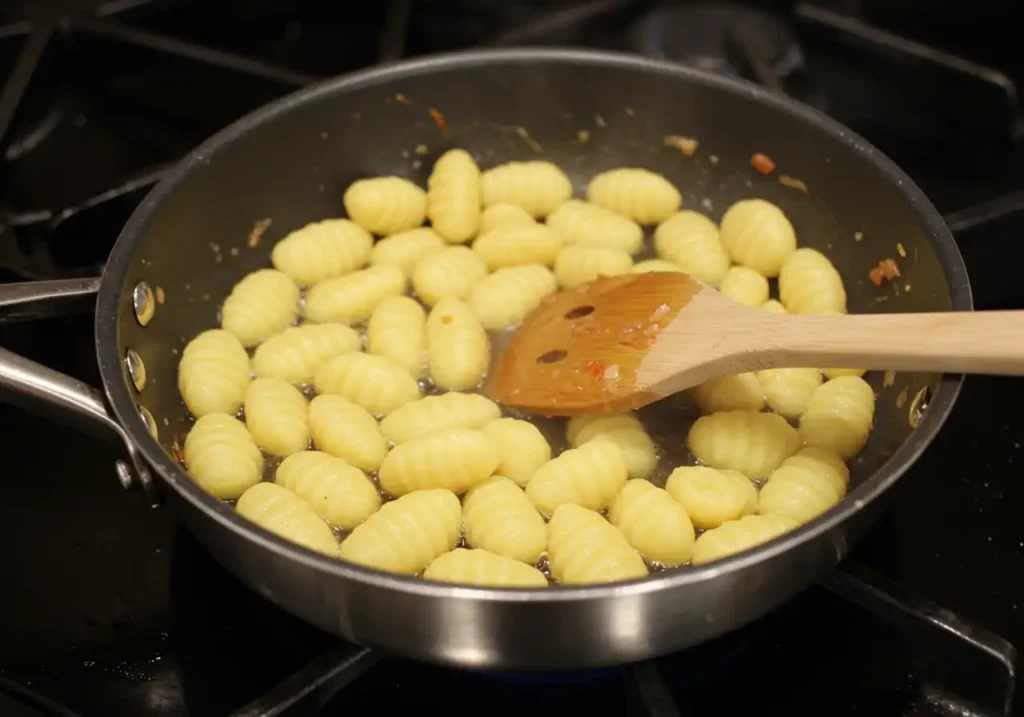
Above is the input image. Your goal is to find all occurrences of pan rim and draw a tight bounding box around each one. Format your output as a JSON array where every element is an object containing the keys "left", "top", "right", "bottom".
[{"left": 96, "top": 47, "right": 970, "bottom": 603}]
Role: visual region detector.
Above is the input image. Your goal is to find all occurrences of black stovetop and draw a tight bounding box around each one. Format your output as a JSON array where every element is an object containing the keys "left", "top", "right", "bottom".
[{"left": 1, "top": 2, "right": 1022, "bottom": 716}]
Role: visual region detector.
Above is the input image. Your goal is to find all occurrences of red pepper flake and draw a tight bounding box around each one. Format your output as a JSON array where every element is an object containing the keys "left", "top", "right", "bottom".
[
  {"left": 880, "top": 258, "right": 901, "bottom": 280},
  {"left": 395, "top": 93, "right": 412, "bottom": 104},
  {"left": 428, "top": 107, "right": 448, "bottom": 135},
  {"left": 869, "top": 258, "right": 901, "bottom": 287},
  {"left": 171, "top": 437, "right": 185, "bottom": 463},
  {"left": 248, "top": 217, "right": 272, "bottom": 248},
  {"left": 751, "top": 152, "right": 776, "bottom": 175},
  {"left": 586, "top": 360, "right": 605, "bottom": 378},
  {"left": 440, "top": 314, "right": 453, "bottom": 325},
  {"left": 155, "top": 286, "right": 166, "bottom": 304}
]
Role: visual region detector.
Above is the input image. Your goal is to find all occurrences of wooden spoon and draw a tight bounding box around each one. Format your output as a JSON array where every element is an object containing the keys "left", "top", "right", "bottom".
[{"left": 487, "top": 271, "right": 1024, "bottom": 416}]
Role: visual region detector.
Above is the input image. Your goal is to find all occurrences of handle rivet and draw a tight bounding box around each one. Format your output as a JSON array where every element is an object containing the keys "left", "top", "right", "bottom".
[
  {"left": 125, "top": 348, "right": 146, "bottom": 392},
  {"left": 138, "top": 405, "right": 158, "bottom": 440},
  {"left": 133, "top": 281, "right": 155, "bottom": 326},
  {"left": 114, "top": 460, "right": 135, "bottom": 490}
]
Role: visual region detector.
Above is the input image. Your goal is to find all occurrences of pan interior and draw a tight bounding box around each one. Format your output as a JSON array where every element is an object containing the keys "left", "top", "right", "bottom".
[{"left": 111, "top": 52, "right": 957, "bottom": 562}]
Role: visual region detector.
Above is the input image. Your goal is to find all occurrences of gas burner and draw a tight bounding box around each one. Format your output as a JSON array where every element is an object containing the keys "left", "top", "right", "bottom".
[{"left": 627, "top": 2, "right": 805, "bottom": 92}]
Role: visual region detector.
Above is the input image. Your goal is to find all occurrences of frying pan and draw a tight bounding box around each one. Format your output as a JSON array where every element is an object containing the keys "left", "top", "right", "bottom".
[{"left": 0, "top": 48, "right": 968, "bottom": 669}]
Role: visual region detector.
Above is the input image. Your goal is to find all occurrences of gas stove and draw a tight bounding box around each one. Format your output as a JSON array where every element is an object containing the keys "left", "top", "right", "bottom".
[{"left": 1, "top": 1, "right": 1022, "bottom": 715}]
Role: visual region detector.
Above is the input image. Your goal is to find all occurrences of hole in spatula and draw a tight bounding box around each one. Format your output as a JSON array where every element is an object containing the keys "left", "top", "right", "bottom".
[
  {"left": 564, "top": 305, "right": 595, "bottom": 319},
  {"left": 536, "top": 349, "right": 568, "bottom": 364}
]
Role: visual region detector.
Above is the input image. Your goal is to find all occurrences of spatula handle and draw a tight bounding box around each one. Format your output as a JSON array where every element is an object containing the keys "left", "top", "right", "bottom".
[{"left": 770, "top": 310, "right": 1024, "bottom": 375}]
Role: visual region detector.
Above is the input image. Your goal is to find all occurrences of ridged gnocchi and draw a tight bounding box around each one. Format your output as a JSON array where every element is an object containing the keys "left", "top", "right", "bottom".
[
  {"left": 424, "top": 548, "right": 548, "bottom": 588},
  {"left": 426, "top": 298, "right": 490, "bottom": 390},
  {"left": 525, "top": 440, "right": 628, "bottom": 516},
  {"left": 243, "top": 377, "right": 310, "bottom": 456},
  {"left": 719, "top": 199, "right": 797, "bottom": 277},
  {"left": 463, "top": 476, "right": 547, "bottom": 564},
  {"left": 220, "top": 269, "right": 300, "bottom": 347},
  {"left": 184, "top": 413, "right": 263, "bottom": 499},
  {"left": 308, "top": 394, "right": 389, "bottom": 472},
  {"left": 691, "top": 514, "right": 798, "bottom": 565},
  {"left": 370, "top": 227, "right": 445, "bottom": 275},
  {"left": 586, "top": 168, "right": 681, "bottom": 224},
  {"left": 481, "top": 418, "right": 552, "bottom": 487},
  {"left": 757, "top": 447, "right": 849, "bottom": 524},
  {"left": 546, "top": 199, "right": 644, "bottom": 254},
  {"left": 547, "top": 504, "right": 648, "bottom": 585},
  {"left": 236, "top": 482, "right": 339, "bottom": 557},
  {"left": 779, "top": 248, "right": 847, "bottom": 315},
  {"left": 304, "top": 264, "right": 407, "bottom": 324},
  {"left": 692, "top": 373, "right": 764, "bottom": 413},
  {"left": 379, "top": 392, "right": 501, "bottom": 444},
  {"left": 178, "top": 329, "right": 251, "bottom": 417},
  {"left": 554, "top": 244, "right": 633, "bottom": 288},
  {"left": 339, "top": 489, "right": 462, "bottom": 574},
  {"left": 609, "top": 480, "right": 695, "bottom": 566},
  {"left": 665, "top": 465, "right": 757, "bottom": 530},
  {"left": 314, "top": 352, "right": 421, "bottom": 416},
  {"left": 468, "top": 264, "right": 557, "bottom": 329},
  {"left": 654, "top": 211, "right": 731, "bottom": 286},
  {"left": 799, "top": 376, "right": 875, "bottom": 458},
  {"left": 271, "top": 219, "right": 373, "bottom": 285},
  {"left": 688, "top": 410, "right": 800, "bottom": 478},
  {"left": 343, "top": 176, "right": 427, "bottom": 235},
  {"left": 275, "top": 451, "right": 381, "bottom": 530},
  {"left": 719, "top": 266, "right": 770, "bottom": 307},
  {"left": 366, "top": 295, "right": 426, "bottom": 377},
  {"left": 412, "top": 245, "right": 488, "bottom": 306},
  {"left": 757, "top": 368, "right": 823, "bottom": 419},
  {"left": 566, "top": 414, "right": 657, "bottom": 480},
  {"left": 479, "top": 203, "right": 535, "bottom": 233},
  {"left": 378, "top": 427, "right": 498, "bottom": 496},
  {"left": 480, "top": 161, "right": 573, "bottom": 218},
  {"left": 472, "top": 224, "right": 562, "bottom": 269},
  {"left": 427, "top": 148, "right": 481, "bottom": 243},
  {"left": 251, "top": 324, "right": 361, "bottom": 385}
]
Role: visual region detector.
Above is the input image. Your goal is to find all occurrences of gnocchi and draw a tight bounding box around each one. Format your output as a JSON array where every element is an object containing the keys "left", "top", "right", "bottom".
[
  {"left": 178, "top": 329, "right": 251, "bottom": 417},
  {"left": 379, "top": 392, "right": 501, "bottom": 445},
  {"left": 463, "top": 476, "right": 547, "bottom": 564},
  {"left": 220, "top": 269, "right": 300, "bottom": 347},
  {"left": 339, "top": 489, "right": 462, "bottom": 574},
  {"left": 424, "top": 548, "right": 548, "bottom": 588},
  {"left": 586, "top": 168, "right": 681, "bottom": 224},
  {"left": 378, "top": 427, "right": 498, "bottom": 496},
  {"left": 236, "top": 483, "right": 340, "bottom": 557},
  {"left": 427, "top": 148, "right": 481, "bottom": 243},
  {"left": 275, "top": 451, "right": 381, "bottom": 530},
  {"left": 251, "top": 324, "right": 361, "bottom": 385},
  {"left": 547, "top": 504, "right": 648, "bottom": 584},
  {"left": 343, "top": 176, "right": 427, "bottom": 235},
  {"left": 178, "top": 152, "right": 882, "bottom": 588},
  {"left": 272, "top": 219, "right": 373, "bottom": 285}
]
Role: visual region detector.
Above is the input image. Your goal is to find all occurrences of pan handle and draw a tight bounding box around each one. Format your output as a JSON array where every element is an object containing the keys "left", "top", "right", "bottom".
[{"left": 0, "top": 279, "right": 159, "bottom": 506}]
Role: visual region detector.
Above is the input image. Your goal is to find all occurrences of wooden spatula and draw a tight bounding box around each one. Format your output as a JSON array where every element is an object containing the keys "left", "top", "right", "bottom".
[{"left": 487, "top": 271, "right": 1024, "bottom": 416}]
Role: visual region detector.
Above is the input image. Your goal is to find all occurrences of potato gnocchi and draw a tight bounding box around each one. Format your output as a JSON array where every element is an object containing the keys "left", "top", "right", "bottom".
[{"left": 178, "top": 149, "right": 880, "bottom": 587}]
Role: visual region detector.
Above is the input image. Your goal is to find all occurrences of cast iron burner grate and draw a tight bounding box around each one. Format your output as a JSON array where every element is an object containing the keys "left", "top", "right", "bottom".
[{"left": 0, "top": 2, "right": 1021, "bottom": 715}]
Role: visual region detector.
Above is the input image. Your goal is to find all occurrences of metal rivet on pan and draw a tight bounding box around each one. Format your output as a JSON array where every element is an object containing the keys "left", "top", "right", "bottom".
[
  {"left": 114, "top": 460, "right": 134, "bottom": 490},
  {"left": 133, "top": 281, "right": 155, "bottom": 326},
  {"left": 125, "top": 348, "right": 146, "bottom": 392},
  {"left": 139, "top": 406, "right": 158, "bottom": 441}
]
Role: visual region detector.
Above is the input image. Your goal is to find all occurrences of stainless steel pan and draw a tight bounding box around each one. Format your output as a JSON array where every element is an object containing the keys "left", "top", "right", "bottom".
[{"left": 0, "top": 48, "right": 969, "bottom": 670}]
